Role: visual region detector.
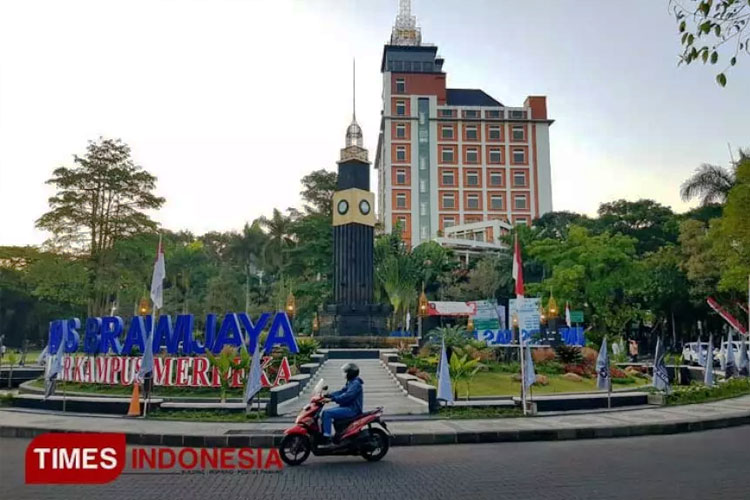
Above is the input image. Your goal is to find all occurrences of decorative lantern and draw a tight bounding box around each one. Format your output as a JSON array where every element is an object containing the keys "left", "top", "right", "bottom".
[
  {"left": 547, "top": 295, "right": 558, "bottom": 317},
  {"left": 418, "top": 291, "right": 429, "bottom": 317},
  {"left": 138, "top": 297, "right": 150, "bottom": 316},
  {"left": 312, "top": 314, "right": 319, "bottom": 333},
  {"left": 467, "top": 316, "right": 475, "bottom": 332},
  {"left": 285, "top": 292, "right": 296, "bottom": 318}
]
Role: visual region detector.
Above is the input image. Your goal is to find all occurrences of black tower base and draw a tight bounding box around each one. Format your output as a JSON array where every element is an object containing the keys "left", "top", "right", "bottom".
[{"left": 319, "top": 303, "right": 391, "bottom": 336}]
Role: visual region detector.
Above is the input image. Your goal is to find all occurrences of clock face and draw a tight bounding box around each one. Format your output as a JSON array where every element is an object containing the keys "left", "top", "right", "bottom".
[
  {"left": 337, "top": 199, "right": 349, "bottom": 215},
  {"left": 359, "top": 199, "right": 371, "bottom": 215}
]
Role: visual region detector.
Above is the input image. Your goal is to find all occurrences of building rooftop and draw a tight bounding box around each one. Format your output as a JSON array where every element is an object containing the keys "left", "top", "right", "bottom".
[{"left": 445, "top": 88, "right": 503, "bottom": 107}]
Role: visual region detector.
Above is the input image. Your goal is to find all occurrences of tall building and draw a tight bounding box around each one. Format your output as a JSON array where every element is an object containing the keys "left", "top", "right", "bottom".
[{"left": 375, "top": 0, "right": 554, "bottom": 250}]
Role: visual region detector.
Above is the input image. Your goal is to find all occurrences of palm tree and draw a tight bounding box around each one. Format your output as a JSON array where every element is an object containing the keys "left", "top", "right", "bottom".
[
  {"left": 680, "top": 150, "right": 748, "bottom": 206},
  {"left": 258, "top": 209, "right": 294, "bottom": 273},
  {"left": 228, "top": 220, "right": 267, "bottom": 310}
]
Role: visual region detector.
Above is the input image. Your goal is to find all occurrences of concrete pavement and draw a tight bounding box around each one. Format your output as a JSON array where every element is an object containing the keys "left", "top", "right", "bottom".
[
  {"left": 278, "top": 358, "right": 428, "bottom": 416},
  {"left": 4, "top": 394, "right": 750, "bottom": 447}
]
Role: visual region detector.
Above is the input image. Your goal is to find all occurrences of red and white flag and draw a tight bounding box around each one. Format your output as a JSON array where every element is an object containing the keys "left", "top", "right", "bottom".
[
  {"left": 565, "top": 301, "right": 572, "bottom": 327},
  {"left": 150, "top": 235, "right": 166, "bottom": 310},
  {"left": 512, "top": 233, "right": 524, "bottom": 298}
]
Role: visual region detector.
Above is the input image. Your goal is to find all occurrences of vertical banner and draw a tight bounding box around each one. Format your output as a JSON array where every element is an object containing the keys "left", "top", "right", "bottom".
[{"left": 509, "top": 298, "right": 541, "bottom": 343}]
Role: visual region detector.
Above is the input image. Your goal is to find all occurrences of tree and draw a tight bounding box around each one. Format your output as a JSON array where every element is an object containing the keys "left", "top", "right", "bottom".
[
  {"left": 670, "top": 0, "right": 750, "bottom": 86},
  {"left": 680, "top": 159, "right": 740, "bottom": 206},
  {"left": 259, "top": 209, "right": 295, "bottom": 273},
  {"left": 711, "top": 154, "right": 750, "bottom": 292},
  {"left": 227, "top": 221, "right": 267, "bottom": 311},
  {"left": 299, "top": 169, "right": 338, "bottom": 216},
  {"left": 595, "top": 199, "right": 678, "bottom": 255},
  {"left": 532, "top": 211, "right": 590, "bottom": 240},
  {"left": 35, "top": 138, "right": 164, "bottom": 315},
  {"left": 375, "top": 229, "right": 419, "bottom": 329}
]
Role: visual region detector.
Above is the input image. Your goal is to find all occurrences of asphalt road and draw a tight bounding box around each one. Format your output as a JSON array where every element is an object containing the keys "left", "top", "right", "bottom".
[{"left": 3, "top": 426, "right": 750, "bottom": 500}]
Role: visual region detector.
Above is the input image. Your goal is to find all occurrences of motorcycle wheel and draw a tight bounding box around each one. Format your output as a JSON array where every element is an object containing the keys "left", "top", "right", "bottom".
[
  {"left": 279, "top": 434, "right": 311, "bottom": 466},
  {"left": 360, "top": 428, "right": 389, "bottom": 462}
]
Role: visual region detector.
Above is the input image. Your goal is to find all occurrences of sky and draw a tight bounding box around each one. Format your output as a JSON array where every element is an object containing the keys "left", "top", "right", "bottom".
[{"left": 1, "top": 0, "right": 748, "bottom": 246}]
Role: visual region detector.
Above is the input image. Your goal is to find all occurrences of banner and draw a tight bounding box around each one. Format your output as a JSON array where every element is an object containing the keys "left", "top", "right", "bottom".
[
  {"left": 427, "top": 301, "right": 476, "bottom": 316},
  {"left": 707, "top": 297, "right": 748, "bottom": 335},
  {"left": 509, "top": 298, "right": 541, "bottom": 338}
]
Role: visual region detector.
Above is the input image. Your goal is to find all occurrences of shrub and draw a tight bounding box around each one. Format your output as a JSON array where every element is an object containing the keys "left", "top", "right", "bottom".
[
  {"left": 581, "top": 347, "right": 598, "bottom": 363},
  {"left": 490, "top": 361, "right": 521, "bottom": 373},
  {"left": 563, "top": 363, "right": 586, "bottom": 377},
  {"left": 612, "top": 377, "right": 637, "bottom": 384},
  {"left": 536, "top": 361, "right": 565, "bottom": 375},
  {"left": 532, "top": 348, "right": 556, "bottom": 364},
  {"left": 555, "top": 345, "right": 582, "bottom": 365},
  {"left": 425, "top": 325, "right": 474, "bottom": 350},
  {"left": 610, "top": 366, "right": 628, "bottom": 379},
  {"left": 666, "top": 378, "right": 750, "bottom": 406}
]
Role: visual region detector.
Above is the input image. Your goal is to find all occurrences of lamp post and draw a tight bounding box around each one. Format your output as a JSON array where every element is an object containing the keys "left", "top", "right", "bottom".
[
  {"left": 547, "top": 295, "right": 559, "bottom": 345},
  {"left": 418, "top": 290, "right": 428, "bottom": 340},
  {"left": 467, "top": 316, "right": 475, "bottom": 335},
  {"left": 311, "top": 313, "right": 319, "bottom": 337}
]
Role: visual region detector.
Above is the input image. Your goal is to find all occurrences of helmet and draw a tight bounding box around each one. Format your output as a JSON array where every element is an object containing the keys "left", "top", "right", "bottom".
[{"left": 341, "top": 362, "right": 360, "bottom": 381}]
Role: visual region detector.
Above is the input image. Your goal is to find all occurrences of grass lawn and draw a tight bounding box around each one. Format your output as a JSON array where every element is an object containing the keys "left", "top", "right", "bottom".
[
  {"left": 1, "top": 350, "right": 42, "bottom": 366},
  {"left": 430, "top": 371, "right": 649, "bottom": 398}
]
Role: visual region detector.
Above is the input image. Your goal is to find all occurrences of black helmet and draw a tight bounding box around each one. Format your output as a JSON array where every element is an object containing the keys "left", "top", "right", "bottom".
[{"left": 341, "top": 362, "right": 360, "bottom": 380}]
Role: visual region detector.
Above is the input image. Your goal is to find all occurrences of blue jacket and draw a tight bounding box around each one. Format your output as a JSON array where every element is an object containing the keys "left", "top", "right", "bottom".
[{"left": 330, "top": 377, "right": 364, "bottom": 414}]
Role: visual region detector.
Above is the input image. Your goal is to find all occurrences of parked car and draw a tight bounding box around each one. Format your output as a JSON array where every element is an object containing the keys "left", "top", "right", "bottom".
[
  {"left": 682, "top": 342, "right": 715, "bottom": 366},
  {"left": 718, "top": 341, "right": 749, "bottom": 368}
]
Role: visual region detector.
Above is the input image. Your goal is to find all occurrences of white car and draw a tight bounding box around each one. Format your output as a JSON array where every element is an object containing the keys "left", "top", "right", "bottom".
[
  {"left": 718, "top": 341, "right": 749, "bottom": 368},
  {"left": 682, "top": 342, "right": 714, "bottom": 365}
]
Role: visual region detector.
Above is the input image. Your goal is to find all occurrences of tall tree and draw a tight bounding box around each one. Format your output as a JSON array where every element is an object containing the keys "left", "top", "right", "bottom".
[
  {"left": 227, "top": 221, "right": 267, "bottom": 311},
  {"left": 299, "top": 169, "right": 338, "bottom": 216},
  {"left": 259, "top": 209, "right": 295, "bottom": 273},
  {"left": 680, "top": 150, "right": 747, "bottom": 205},
  {"left": 35, "top": 138, "right": 164, "bottom": 315},
  {"left": 595, "top": 199, "right": 678, "bottom": 255}
]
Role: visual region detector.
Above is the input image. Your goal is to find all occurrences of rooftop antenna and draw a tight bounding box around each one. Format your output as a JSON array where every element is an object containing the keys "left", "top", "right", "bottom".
[
  {"left": 353, "top": 58, "right": 356, "bottom": 122},
  {"left": 391, "top": 0, "right": 421, "bottom": 46}
]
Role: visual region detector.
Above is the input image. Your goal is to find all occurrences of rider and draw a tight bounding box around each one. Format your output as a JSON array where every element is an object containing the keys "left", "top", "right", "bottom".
[{"left": 320, "top": 362, "right": 364, "bottom": 443}]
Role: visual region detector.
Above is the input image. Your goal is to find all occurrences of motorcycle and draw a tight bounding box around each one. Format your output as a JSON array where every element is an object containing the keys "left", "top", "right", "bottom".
[{"left": 278, "top": 378, "right": 391, "bottom": 466}]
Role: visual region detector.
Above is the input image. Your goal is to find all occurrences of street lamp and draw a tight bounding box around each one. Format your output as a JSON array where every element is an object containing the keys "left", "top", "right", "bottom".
[
  {"left": 311, "top": 313, "right": 319, "bottom": 336},
  {"left": 467, "top": 316, "right": 475, "bottom": 333}
]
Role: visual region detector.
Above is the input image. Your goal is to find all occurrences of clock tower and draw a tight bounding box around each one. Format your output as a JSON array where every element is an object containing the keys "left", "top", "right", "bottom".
[{"left": 323, "top": 62, "right": 389, "bottom": 335}]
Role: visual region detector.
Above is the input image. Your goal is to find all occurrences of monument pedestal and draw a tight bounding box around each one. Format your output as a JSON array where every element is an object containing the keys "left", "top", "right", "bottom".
[{"left": 319, "top": 303, "right": 391, "bottom": 336}]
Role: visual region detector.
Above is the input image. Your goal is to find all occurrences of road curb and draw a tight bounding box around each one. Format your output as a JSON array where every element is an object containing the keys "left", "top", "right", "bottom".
[{"left": 3, "top": 412, "right": 750, "bottom": 447}]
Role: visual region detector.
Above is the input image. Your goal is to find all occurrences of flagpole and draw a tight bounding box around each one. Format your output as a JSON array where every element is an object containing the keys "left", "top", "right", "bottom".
[
  {"left": 519, "top": 334, "right": 527, "bottom": 416},
  {"left": 62, "top": 356, "right": 67, "bottom": 413},
  {"left": 144, "top": 308, "right": 155, "bottom": 418}
]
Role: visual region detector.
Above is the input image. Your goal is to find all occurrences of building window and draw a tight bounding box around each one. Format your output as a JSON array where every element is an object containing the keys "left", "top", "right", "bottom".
[
  {"left": 441, "top": 148, "right": 454, "bottom": 163},
  {"left": 396, "top": 124, "right": 406, "bottom": 139},
  {"left": 474, "top": 232, "right": 484, "bottom": 242},
  {"left": 396, "top": 101, "right": 406, "bottom": 116},
  {"left": 466, "top": 171, "right": 479, "bottom": 186},
  {"left": 486, "top": 109, "right": 501, "bottom": 119},
  {"left": 465, "top": 125, "right": 478, "bottom": 140},
  {"left": 466, "top": 148, "right": 478, "bottom": 164},
  {"left": 509, "top": 110, "right": 527, "bottom": 119},
  {"left": 396, "top": 193, "right": 407, "bottom": 209},
  {"left": 516, "top": 218, "right": 528, "bottom": 226},
  {"left": 514, "top": 195, "right": 527, "bottom": 210},
  {"left": 513, "top": 172, "right": 526, "bottom": 187},
  {"left": 442, "top": 170, "right": 455, "bottom": 186},
  {"left": 396, "top": 169, "right": 406, "bottom": 185},
  {"left": 512, "top": 148, "right": 525, "bottom": 164},
  {"left": 464, "top": 110, "right": 479, "bottom": 118},
  {"left": 489, "top": 148, "right": 502, "bottom": 164},
  {"left": 396, "top": 79, "right": 405, "bottom": 94},
  {"left": 396, "top": 146, "right": 406, "bottom": 162},
  {"left": 491, "top": 195, "right": 503, "bottom": 210},
  {"left": 420, "top": 201, "right": 427, "bottom": 216},
  {"left": 512, "top": 125, "right": 525, "bottom": 141},
  {"left": 467, "top": 194, "right": 480, "bottom": 209},
  {"left": 444, "top": 217, "right": 456, "bottom": 228},
  {"left": 489, "top": 126, "right": 501, "bottom": 140},
  {"left": 439, "top": 109, "right": 454, "bottom": 117},
  {"left": 441, "top": 126, "right": 454, "bottom": 140},
  {"left": 419, "top": 178, "right": 427, "bottom": 193},
  {"left": 442, "top": 193, "right": 455, "bottom": 209},
  {"left": 420, "top": 225, "right": 428, "bottom": 240},
  {"left": 490, "top": 172, "right": 503, "bottom": 186}
]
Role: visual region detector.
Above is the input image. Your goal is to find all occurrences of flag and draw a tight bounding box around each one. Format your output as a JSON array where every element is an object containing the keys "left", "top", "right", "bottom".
[
  {"left": 698, "top": 337, "right": 707, "bottom": 369},
  {"left": 512, "top": 233, "right": 524, "bottom": 297},
  {"left": 652, "top": 337, "right": 670, "bottom": 393},
  {"left": 437, "top": 338, "right": 453, "bottom": 403},
  {"left": 704, "top": 334, "right": 714, "bottom": 387},
  {"left": 738, "top": 335, "right": 749, "bottom": 377},
  {"left": 244, "top": 338, "right": 263, "bottom": 404},
  {"left": 523, "top": 340, "right": 536, "bottom": 390},
  {"left": 150, "top": 235, "right": 166, "bottom": 310},
  {"left": 725, "top": 330, "right": 736, "bottom": 377},
  {"left": 136, "top": 317, "right": 153, "bottom": 383},
  {"left": 565, "top": 301, "right": 571, "bottom": 328},
  {"left": 719, "top": 338, "right": 727, "bottom": 372},
  {"left": 596, "top": 337, "right": 610, "bottom": 390},
  {"left": 44, "top": 322, "right": 67, "bottom": 399}
]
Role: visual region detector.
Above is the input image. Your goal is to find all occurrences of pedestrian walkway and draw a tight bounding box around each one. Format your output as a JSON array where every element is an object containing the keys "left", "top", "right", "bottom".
[
  {"left": 4, "top": 395, "right": 750, "bottom": 447},
  {"left": 278, "top": 358, "right": 428, "bottom": 416}
]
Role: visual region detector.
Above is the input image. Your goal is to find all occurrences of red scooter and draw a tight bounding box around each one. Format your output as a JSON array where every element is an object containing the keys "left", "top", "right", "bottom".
[{"left": 278, "top": 379, "right": 391, "bottom": 466}]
